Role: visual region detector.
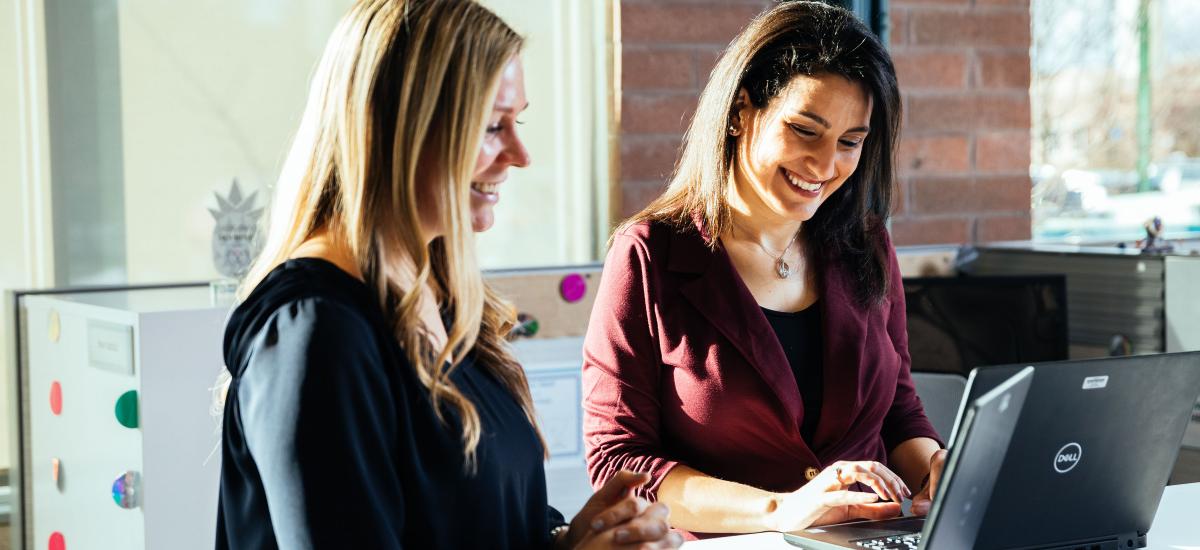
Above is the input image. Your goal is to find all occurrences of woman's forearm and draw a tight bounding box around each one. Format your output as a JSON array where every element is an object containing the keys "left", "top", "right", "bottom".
[
  {"left": 657, "top": 464, "right": 785, "bottom": 533},
  {"left": 888, "top": 437, "right": 940, "bottom": 489}
]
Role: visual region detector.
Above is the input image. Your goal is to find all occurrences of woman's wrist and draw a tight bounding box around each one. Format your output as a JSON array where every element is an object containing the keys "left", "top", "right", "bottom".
[
  {"left": 550, "top": 524, "right": 571, "bottom": 549},
  {"left": 764, "top": 491, "right": 792, "bottom": 532}
]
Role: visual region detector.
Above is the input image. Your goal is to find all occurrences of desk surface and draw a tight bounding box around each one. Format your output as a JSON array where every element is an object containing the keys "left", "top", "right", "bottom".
[{"left": 683, "top": 483, "right": 1200, "bottom": 549}]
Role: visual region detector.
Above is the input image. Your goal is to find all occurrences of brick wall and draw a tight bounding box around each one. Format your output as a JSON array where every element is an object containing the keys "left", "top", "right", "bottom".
[{"left": 617, "top": 0, "right": 1033, "bottom": 245}]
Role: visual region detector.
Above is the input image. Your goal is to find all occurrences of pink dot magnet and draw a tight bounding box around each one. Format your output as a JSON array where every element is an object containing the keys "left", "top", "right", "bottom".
[
  {"left": 50, "top": 381, "right": 63, "bottom": 416},
  {"left": 48, "top": 532, "right": 65, "bottom": 550},
  {"left": 559, "top": 273, "right": 587, "bottom": 303}
]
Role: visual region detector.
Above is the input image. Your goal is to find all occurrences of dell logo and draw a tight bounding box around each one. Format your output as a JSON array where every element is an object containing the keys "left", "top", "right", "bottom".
[{"left": 1054, "top": 443, "right": 1083, "bottom": 473}]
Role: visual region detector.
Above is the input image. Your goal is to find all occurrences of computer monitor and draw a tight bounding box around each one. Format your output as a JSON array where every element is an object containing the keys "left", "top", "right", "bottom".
[{"left": 903, "top": 275, "right": 1069, "bottom": 376}]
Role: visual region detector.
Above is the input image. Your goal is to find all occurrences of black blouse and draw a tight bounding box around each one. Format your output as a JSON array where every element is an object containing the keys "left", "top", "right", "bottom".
[
  {"left": 216, "top": 258, "right": 564, "bottom": 549},
  {"left": 761, "top": 304, "right": 824, "bottom": 443}
]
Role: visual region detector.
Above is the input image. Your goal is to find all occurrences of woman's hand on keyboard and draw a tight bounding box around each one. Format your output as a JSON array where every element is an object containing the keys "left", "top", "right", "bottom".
[
  {"left": 909, "top": 449, "right": 948, "bottom": 516},
  {"left": 770, "top": 461, "right": 908, "bottom": 531}
]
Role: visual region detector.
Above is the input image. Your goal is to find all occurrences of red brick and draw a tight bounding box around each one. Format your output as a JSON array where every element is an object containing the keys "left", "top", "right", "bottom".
[
  {"left": 910, "top": 177, "right": 974, "bottom": 214},
  {"left": 906, "top": 93, "right": 1029, "bottom": 132},
  {"left": 893, "top": 178, "right": 911, "bottom": 215},
  {"left": 891, "top": 0, "right": 970, "bottom": 5},
  {"left": 978, "top": 213, "right": 1032, "bottom": 242},
  {"left": 911, "top": 176, "right": 1029, "bottom": 214},
  {"left": 620, "top": 180, "right": 670, "bottom": 218},
  {"left": 977, "top": 51, "right": 1030, "bottom": 89},
  {"left": 694, "top": 47, "right": 726, "bottom": 88},
  {"left": 615, "top": 0, "right": 1035, "bottom": 233},
  {"left": 621, "top": 4, "right": 764, "bottom": 45},
  {"left": 976, "top": 131, "right": 1031, "bottom": 173},
  {"left": 973, "top": 175, "right": 1032, "bottom": 212},
  {"left": 621, "top": 93, "right": 699, "bottom": 135},
  {"left": 620, "top": 136, "right": 683, "bottom": 181},
  {"left": 623, "top": 47, "right": 694, "bottom": 91},
  {"left": 893, "top": 50, "right": 968, "bottom": 90},
  {"left": 889, "top": 7, "right": 908, "bottom": 47},
  {"left": 898, "top": 134, "right": 971, "bottom": 174},
  {"left": 975, "top": 0, "right": 1030, "bottom": 7},
  {"left": 891, "top": 216, "right": 971, "bottom": 246},
  {"left": 911, "top": 11, "right": 1030, "bottom": 48}
]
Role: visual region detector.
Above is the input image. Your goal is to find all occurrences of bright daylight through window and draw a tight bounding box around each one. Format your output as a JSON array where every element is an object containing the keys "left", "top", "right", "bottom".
[{"left": 1031, "top": 0, "right": 1200, "bottom": 242}]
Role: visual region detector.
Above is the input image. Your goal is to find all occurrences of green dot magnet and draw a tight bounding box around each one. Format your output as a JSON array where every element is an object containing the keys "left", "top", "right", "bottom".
[{"left": 114, "top": 390, "right": 139, "bottom": 429}]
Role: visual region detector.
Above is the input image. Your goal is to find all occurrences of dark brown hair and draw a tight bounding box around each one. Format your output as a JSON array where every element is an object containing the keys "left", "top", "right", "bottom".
[{"left": 622, "top": 0, "right": 900, "bottom": 307}]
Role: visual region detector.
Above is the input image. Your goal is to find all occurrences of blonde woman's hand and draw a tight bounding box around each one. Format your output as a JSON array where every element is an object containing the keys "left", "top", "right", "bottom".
[
  {"left": 768, "top": 461, "right": 909, "bottom": 532},
  {"left": 559, "top": 470, "right": 683, "bottom": 550}
]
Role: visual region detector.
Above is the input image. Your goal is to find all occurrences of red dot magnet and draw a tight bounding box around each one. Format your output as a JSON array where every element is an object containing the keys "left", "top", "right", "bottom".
[
  {"left": 50, "top": 381, "right": 62, "bottom": 416},
  {"left": 48, "top": 532, "right": 65, "bottom": 550},
  {"left": 560, "top": 273, "right": 587, "bottom": 303}
]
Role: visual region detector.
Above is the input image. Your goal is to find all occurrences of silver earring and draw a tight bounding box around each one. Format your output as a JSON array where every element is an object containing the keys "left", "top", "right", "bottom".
[{"left": 728, "top": 124, "right": 741, "bottom": 137}]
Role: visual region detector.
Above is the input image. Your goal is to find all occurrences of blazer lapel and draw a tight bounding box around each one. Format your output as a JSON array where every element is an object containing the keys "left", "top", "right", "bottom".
[
  {"left": 811, "top": 255, "right": 867, "bottom": 452},
  {"left": 669, "top": 226, "right": 804, "bottom": 428}
]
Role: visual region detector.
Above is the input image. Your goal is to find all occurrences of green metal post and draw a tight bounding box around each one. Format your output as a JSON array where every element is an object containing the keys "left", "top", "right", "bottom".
[{"left": 1136, "top": 0, "right": 1152, "bottom": 192}]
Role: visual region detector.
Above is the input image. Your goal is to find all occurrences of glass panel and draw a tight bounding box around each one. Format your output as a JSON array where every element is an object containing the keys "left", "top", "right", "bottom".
[
  {"left": 43, "top": 0, "right": 612, "bottom": 286},
  {"left": 476, "top": 0, "right": 612, "bottom": 269},
  {"left": 1032, "top": 0, "right": 1200, "bottom": 243}
]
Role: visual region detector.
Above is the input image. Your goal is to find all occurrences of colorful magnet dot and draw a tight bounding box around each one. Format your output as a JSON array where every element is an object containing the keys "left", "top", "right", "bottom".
[
  {"left": 48, "top": 310, "right": 61, "bottom": 343},
  {"left": 49, "top": 382, "right": 63, "bottom": 416},
  {"left": 511, "top": 312, "right": 540, "bottom": 338},
  {"left": 111, "top": 471, "right": 140, "bottom": 509},
  {"left": 48, "top": 532, "right": 65, "bottom": 550},
  {"left": 114, "top": 390, "right": 138, "bottom": 429},
  {"left": 559, "top": 273, "right": 587, "bottom": 303}
]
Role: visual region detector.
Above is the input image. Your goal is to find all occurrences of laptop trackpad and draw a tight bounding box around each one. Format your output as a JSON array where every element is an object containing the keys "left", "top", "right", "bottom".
[{"left": 795, "top": 516, "right": 926, "bottom": 540}]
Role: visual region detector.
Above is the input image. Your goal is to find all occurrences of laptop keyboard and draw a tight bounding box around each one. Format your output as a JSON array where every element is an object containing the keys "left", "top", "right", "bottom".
[{"left": 853, "top": 533, "right": 921, "bottom": 549}]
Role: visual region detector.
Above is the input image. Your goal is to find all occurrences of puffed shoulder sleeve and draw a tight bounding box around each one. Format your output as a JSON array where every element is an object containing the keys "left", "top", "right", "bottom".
[
  {"left": 582, "top": 232, "right": 680, "bottom": 502},
  {"left": 235, "top": 297, "right": 406, "bottom": 549}
]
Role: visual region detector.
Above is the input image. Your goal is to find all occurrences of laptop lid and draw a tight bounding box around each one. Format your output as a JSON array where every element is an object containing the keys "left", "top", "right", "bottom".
[
  {"left": 954, "top": 352, "right": 1200, "bottom": 549},
  {"left": 921, "top": 366, "right": 1034, "bottom": 550}
]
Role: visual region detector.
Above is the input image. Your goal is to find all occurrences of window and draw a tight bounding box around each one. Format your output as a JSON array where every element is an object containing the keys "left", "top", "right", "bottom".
[
  {"left": 1032, "top": 0, "right": 1200, "bottom": 242},
  {"left": 16, "top": 0, "right": 614, "bottom": 287}
]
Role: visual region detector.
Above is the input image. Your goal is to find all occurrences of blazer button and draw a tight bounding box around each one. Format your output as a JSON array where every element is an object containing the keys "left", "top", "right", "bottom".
[{"left": 804, "top": 467, "right": 819, "bottom": 481}]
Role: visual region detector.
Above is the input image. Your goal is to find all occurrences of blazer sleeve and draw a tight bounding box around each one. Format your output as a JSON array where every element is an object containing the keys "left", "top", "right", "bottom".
[
  {"left": 879, "top": 234, "right": 946, "bottom": 451},
  {"left": 582, "top": 233, "right": 680, "bottom": 502},
  {"left": 236, "top": 297, "right": 406, "bottom": 549}
]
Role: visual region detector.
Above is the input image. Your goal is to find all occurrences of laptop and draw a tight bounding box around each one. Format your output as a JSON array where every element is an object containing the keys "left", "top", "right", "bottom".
[
  {"left": 783, "top": 366, "right": 1035, "bottom": 550},
  {"left": 949, "top": 352, "right": 1200, "bottom": 549},
  {"left": 786, "top": 352, "right": 1200, "bottom": 550}
]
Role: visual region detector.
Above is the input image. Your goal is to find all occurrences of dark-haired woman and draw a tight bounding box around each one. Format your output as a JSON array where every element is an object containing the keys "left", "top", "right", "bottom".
[{"left": 582, "top": 1, "right": 946, "bottom": 538}]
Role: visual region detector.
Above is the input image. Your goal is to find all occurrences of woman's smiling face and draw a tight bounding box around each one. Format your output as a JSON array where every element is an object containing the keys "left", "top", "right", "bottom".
[
  {"left": 469, "top": 56, "right": 531, "bottom": 232},
  {"left": 731, "top": 72, "right": 873, "bottom": 223}
]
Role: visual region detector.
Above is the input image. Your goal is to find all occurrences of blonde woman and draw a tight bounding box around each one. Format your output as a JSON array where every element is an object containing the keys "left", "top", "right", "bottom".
[{"left": 216, "top": 1, "right": 680, "bottom": 548}]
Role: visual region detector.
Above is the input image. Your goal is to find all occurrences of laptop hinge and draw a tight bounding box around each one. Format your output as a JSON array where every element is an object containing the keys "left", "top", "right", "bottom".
[{"left": 1008, "top": 532, "right": 1142, "bottom": 550}]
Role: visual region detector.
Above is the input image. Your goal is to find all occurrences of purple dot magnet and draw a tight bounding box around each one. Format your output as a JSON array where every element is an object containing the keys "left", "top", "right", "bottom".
[
  {"left": 559, "top": 273, "right": 587, "bottom": 303},
  {"left": 111, "top": 470, "right": 140, "bottom": 509}
]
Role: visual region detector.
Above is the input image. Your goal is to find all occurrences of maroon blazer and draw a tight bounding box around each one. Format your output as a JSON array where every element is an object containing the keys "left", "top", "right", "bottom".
[{"left": 581, "top": 220, "right": 942, "bottom": 509}]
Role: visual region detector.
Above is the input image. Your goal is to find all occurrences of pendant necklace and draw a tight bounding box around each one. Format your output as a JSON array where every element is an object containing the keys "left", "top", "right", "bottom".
[{"left": 749, "top": 228, "right": 801, "bottom": 279}]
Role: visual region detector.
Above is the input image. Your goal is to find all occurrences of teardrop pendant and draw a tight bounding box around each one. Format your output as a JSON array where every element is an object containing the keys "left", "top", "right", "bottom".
[{"left": 776, "top": 258, "right": 791, "bottom": 279}]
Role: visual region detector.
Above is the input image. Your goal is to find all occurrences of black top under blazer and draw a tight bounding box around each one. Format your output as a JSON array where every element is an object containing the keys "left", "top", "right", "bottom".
[{"left": 215, "top": 258, "right": 564, "bottom": 549}]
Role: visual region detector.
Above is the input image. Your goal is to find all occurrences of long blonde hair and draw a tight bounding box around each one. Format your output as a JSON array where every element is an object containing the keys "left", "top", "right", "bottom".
[{"left": 240, "top": 0, "right": 539, "bottom": 469}]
